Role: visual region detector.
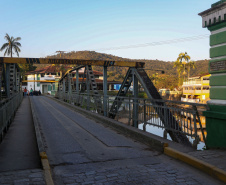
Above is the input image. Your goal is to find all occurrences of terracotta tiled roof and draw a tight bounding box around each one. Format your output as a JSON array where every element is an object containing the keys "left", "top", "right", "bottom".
[
  {"left": 26, "top": 65, "right": 73, "bottom": 75},
  {"left": 72, "top": 78, "right": 121, "bottom": 84},
  {"left": 26, "top": 65, "right": 103, "bottom": 76},
  {"left": 71, "top": 70, "right": 103, "bottom": 76}
]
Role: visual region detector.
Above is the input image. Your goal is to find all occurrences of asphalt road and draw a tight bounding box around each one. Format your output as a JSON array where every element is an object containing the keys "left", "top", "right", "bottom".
[{"left": 31, "top": 96, "right": 224, "bottom": 185}]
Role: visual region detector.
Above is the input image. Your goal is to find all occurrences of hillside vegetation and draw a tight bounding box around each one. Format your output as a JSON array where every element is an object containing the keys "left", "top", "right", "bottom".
[{"left": 38, "top": 51, "right": 209, "bottom": 90}]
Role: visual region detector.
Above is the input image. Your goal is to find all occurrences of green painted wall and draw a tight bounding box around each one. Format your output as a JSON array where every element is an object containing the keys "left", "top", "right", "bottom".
[
  {"left": 212, "top": 0, "right": 226, "bottom": 8},
  {"left": 210, "top": 75, "right": 226, "bottom": 86},
  {"left": 209, "top": 104, "right": 226, "bottom": 113},
  {"left": 204, "top": 103, "right": 226, "bottom": 148},
  {"left": 210, "top": 45, "right": 226, "bottom": 58},
  {"left": 208, "top": 21, "right": 226, "bottom": 31},
  {"left": 210, "top": 31, "right": 226, "bottom": 46},
  {"left": 210, "top": 87, "right": 226, "bottom": 99},
  {"left": 205, "top": 115, "right": 226, "bottom": 148}
]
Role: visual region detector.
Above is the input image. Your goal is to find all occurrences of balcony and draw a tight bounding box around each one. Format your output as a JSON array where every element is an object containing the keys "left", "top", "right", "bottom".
[
  {"left": 183, "top": 80, "right": 201, "bottom": 85},
  {"left": 183, "top": 80, "right": 209, "bottom": 86},
  {"left": 43, "top": 75, "right": 55, "bottom": 80},
  {"left": 183, "top": 90, "right": 194, "bottom": 94},
  {"left": 181, "top": 97, "right": 200, "bottom": 103}
]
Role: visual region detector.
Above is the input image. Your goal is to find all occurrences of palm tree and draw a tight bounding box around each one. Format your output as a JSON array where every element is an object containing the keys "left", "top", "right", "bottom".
[
  {"left": 186, "top": 60, "right": 196, "bottom": 79},
  {"left": 0, "top": 33, "right": 21, "bottom": 57},
  {"left": 176, "top": 52, "right": 191, "bottom": 82},
  {"left": 173, "top": 60, "right": 183, "bottom": 86}
]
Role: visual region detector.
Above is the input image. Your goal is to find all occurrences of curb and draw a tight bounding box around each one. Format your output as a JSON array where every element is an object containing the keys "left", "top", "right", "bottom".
[
  {"left": 164, "top": 146, "right": 226, "bottom": 184},
  {"left": 29, "top": 97, "right": 54, "bottom": 185},
  {"left": 46, "top": 96, "right": 168, "bottom": 153}
]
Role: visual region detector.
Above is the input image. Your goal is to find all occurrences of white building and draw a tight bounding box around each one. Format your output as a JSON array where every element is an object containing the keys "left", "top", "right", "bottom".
[{"left": 23, "top": 65, "right": 72, "bottom": 94}]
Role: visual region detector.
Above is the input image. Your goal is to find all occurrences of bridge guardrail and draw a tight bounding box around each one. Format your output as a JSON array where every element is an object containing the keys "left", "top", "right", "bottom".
[
  {"left": 0, "top": 92, "right": 23, "bottom": 140},
  {"left": 56, "top": 91, "right": 207, "bottom": 148}
]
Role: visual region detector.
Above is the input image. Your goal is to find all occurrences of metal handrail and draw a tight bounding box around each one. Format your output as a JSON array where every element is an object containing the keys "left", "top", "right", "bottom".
[
  {"left": 0, "top": 92, "right": 23, "bottom": 136},
  {"left": 56, "top": 92, "right": 208, "bottom": 148}
]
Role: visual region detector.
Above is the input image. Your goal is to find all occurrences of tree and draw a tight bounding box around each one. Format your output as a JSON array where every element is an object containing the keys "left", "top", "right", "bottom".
[
  {"left": 175, "top": 52, "right": 192, "bottom": 85},
  {"left": 186, "top": 60, "right": 196, "bottom": 79},
  {"left": 173, "top": 60, "right": 183, "bottom": 87},
  {"left": 0, "top": 33, "right": 21, "bottom": 57},
  {"left": 18, "top": 63, "right": 37, "bottom": 80}
]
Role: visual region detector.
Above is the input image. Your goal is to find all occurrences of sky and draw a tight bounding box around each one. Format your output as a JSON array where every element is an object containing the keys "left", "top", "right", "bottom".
[{"left": 0, "top": 0, "right": 218, "bottom": 61}]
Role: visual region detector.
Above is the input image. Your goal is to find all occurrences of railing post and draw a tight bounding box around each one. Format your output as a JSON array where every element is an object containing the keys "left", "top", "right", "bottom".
[
  {"left": 128, "top": 96, "right": 131, "bottom": 125},
  {"left": 193, "top": 105, "right": 206, "bottom": 145},
  {"left": 86, "top": 66, "right": 90, "bottom": 110},
  {"left": 76, "top": 68, "right": 79, "bottom": 104},
  {"left": 143, "top": 99, "right": 146, "bottom": 131},
  {"left": 5, "top": 64, "right": 10, "bottom": 98},
  {"left": 193, "top": 111, "right": 199, "bottom": 149},
  {"left": 133, "top": 73, "right": 138, "bottom": 128},
  {"left": 103, "top": 66, "right": 108, "bottom": 117}
]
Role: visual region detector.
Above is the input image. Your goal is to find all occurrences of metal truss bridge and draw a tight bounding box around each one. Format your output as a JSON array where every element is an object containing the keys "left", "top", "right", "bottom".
[{"left": 0, "top": 57, "right": 207, "bottom": 148}]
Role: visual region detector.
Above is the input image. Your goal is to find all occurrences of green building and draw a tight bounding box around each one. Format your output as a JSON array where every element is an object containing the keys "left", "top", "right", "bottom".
[{"left": 199, "top": 0, "right": 226, "bottom": 148}]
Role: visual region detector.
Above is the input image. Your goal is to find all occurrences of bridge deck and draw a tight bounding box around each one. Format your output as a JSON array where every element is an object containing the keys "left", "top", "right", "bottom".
[{"left": 29, "top": 96, "right": 222, "bottom": 185}]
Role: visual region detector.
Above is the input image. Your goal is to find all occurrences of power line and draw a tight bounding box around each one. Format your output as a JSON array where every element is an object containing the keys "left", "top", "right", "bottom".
[
  {"left": 93, "top": 34, "right": 209, "bottom": 51},
  {"left": 46, "top": 34, "right": 209, "bottom": 57}
]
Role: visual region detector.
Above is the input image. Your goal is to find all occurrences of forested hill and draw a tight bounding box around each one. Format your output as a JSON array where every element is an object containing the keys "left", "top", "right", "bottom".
[
  {"left": 48, "top": 50, "right": 209, "bottom": 77},
  {"left": 45, "top": 51, "right": 209, "bottom": 89}
]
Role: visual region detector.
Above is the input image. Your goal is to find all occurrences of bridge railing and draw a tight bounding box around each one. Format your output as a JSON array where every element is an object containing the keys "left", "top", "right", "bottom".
[
  {"left": 56, "top": 91, "right": 207, "bottom": 148},
  {"left": 0, "top": 92, "right": 23, "bottom": 140}
]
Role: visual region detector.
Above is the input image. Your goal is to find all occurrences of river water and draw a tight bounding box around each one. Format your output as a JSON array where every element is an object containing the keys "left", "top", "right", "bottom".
[{"left": 138, "top": 123, "right": 205, "bottom": 150}]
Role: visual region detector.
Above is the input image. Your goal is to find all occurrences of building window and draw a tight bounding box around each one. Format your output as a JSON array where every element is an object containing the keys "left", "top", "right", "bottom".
[
  {"left": 224, "top": 14, "right": 226, "bottom": 20},
  {"left": 48, "top": 85, "right": 52, "bottom": 91},
  {"left": 214, "top": 17, "right": 216, "bottom": 23},
  {"left": 219, "top": 16, "right": 221, "bottom": 22},
  {"left": 209, "top": 19, "right": 211, "bottom": 25},
  {"left": 205, "top": 21, "right": 207, "bottom": 27}
]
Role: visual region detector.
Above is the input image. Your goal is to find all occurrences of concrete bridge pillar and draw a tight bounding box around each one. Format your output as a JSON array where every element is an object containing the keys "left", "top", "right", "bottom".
[{"left": 199, "top": 0, "right": 226, "bottom": 148}]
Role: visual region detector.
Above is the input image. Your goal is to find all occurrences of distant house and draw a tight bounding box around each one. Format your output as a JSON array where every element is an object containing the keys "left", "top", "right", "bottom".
[
  {"left": 181, "top": 73, "right": 210, "bottom": 103},
  {"left": 71, "top": 68, "right": 121, "bottom": 91},
  {"left": 23, "top": 65, "right": 72, "bottom": 94},
  {"left": 23, "top": 66, "right": 122, "bottom": 94}
]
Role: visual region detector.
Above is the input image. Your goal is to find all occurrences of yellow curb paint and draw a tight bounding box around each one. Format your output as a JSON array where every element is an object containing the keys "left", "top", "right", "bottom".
[
  {"left": 164, "top": 147, "right": 226, "bottom": 183},
  {"left": 212, "top": 167, "right": 226, "bottom": 183},
  {"left": 44, "top": 169, "right": 54, "bottom": 185},
  {"left": 40, "top": 152, "right": 48, "bottom": 159},
  {"left": 163, "top": 143, "right": 169, "bottom": 147},
  {"left": 41, "top": 158, "right": 54, "bottom": 185}
]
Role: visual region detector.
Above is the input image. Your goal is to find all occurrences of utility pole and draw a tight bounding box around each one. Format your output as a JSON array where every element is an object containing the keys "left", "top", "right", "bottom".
[
  {"left": 55, "top": 51, "right": 66, "bottom": 77},
  {"left": 56, "top": 51, "right": 66, "bottom": 58}
]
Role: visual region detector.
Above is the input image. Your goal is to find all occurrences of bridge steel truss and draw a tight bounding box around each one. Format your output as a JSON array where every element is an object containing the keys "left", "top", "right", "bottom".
[
  {"left": 0, "top": 57, "right": 197, "bottom": 147},
  {"left": 0, "top": 58, "right": 21, "bottom": 100}
]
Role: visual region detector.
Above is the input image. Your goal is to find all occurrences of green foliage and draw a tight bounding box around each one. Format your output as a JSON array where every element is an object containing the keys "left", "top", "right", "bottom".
[
  {"left": 18, "top": 63, "right": 37, "bottom": 80},
  {"left": 0, "top": 33, "right": 21, "bottom": 57}
]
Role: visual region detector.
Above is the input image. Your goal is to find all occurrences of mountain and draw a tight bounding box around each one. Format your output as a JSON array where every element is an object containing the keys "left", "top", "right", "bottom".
[{"left": 42, "top": 51, "right": 209, "bottom": 89}]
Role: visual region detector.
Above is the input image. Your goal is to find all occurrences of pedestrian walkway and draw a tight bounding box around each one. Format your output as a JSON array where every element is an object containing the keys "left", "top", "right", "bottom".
[{"left": 0, "top": 96, "right": 45, "bottom": 185}]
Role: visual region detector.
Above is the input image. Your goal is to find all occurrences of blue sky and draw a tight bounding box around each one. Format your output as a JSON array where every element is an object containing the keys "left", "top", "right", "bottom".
[{"left": 0, "top": 0, "right": 217, "bottom": 61}]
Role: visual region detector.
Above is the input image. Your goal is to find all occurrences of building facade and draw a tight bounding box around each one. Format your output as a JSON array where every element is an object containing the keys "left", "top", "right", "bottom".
[
  {"left": 199, "top": 0, "right": 226, "bottom": 148},
  {"left": 181, "top": 74, "right": 210, "bottom": 103}
]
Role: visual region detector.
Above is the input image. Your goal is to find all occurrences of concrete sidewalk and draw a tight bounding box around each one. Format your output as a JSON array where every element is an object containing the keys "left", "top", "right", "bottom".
[{"left": 0, "top": 96, "right": 46, "bottom": 185}]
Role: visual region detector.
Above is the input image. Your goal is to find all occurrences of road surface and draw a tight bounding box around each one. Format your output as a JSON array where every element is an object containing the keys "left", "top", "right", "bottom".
[{"left": 31, "top": 96, "right": 223, "bottom": 185}]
